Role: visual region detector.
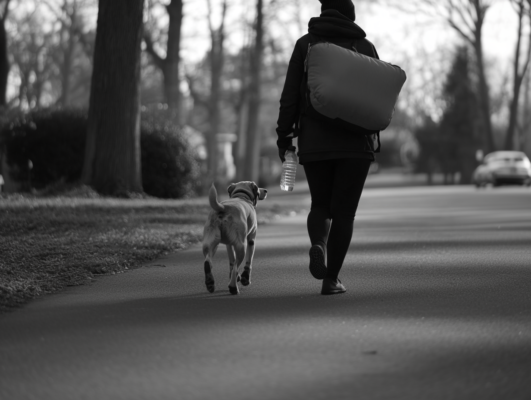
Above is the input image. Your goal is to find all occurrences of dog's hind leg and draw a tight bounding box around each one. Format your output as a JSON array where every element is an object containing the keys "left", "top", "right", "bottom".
[
  {"left": 240, "top": 235, "right": 256, "bottom": 286},
  {"left": 203, "top": 236, "right": 220, "bottom": 293},
  {"left": 226, "top": 245, "right": 241, "bottom": 283},
  {"left": 228, "top": 243, "right": 246, "bottom": 295}
]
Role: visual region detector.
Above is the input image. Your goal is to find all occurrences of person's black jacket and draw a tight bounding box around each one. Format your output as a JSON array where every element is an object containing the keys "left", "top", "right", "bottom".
[{"left": 276, "top": 10, "right": 380, "bottom": 164}]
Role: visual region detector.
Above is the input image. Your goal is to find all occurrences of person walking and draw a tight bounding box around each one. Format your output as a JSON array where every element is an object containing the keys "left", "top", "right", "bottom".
[{"left": 276, "top": 0, "right": 380, "bottom": 295}]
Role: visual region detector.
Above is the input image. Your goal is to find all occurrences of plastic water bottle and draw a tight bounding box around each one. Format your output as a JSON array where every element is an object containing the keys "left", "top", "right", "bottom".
[{"left": 280, "top": 147, "right": 297, "bottom": 191}]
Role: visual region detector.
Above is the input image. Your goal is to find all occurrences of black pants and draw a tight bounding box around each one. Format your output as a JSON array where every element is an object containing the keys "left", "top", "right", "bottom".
[{"left": 303, "top": 158, "right": 371, "bottom": 280}]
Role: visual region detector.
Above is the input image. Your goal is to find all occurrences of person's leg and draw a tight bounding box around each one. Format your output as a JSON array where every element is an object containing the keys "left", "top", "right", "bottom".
[
  {"left": 303, "top": 160, "right": 334, "bottom": 278},
  {"left": 326, "top": 158, "right": 372, "bottom": 280}
]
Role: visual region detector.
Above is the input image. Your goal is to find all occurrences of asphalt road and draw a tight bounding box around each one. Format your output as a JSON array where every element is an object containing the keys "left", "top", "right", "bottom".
[{"left": 1, "top": 185, "right": 531, "bottom": 400}]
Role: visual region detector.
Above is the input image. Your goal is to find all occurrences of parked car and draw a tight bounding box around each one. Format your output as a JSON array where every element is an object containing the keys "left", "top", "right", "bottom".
[{"left": 473, "top": 151, "right": 531, "bottom": 187}]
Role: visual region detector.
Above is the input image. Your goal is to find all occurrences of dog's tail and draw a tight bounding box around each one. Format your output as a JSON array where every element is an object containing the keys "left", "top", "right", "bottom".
[{"left": 208, "top": 184, "right": 225, "bottom": 212}]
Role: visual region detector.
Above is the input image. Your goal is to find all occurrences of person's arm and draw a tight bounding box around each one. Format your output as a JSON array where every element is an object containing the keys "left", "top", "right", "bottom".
[
  {"left": 372, "top": 44, "right": 379, "bottom": 60},
  {"left": 368, "top": 41, "right": 381, "bottom": 152},
  {"left": 276, "top": 39, "right": 305, "bottom": 161}
]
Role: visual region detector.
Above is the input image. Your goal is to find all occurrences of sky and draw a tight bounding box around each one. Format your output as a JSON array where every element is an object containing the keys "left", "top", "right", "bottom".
[
  {"left": 178, "top": 0, "right": 520, "bottom": 121},
  {"left": 180, "top": 0, "right": 519, "bottom": 64},
  {"left": 9, "top": 0, "right": 521, "bottom": 117},
  {"left": 18, "top": 0, "right": 520, "bottom": 76}
]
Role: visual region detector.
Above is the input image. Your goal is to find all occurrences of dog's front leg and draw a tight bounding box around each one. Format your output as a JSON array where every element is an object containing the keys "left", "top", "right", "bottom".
[
  {"left": 228, "top": 243, "right": 246, "bottom": 295},
  {"left": 240, "top": 237, "right": 255, "bottom": 286},
  {"left": 226, "top": 244, "right": 236, "bottom": 280}
]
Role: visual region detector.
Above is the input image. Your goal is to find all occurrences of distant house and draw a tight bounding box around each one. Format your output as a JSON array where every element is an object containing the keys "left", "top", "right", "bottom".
[{"left": 181, "top": 126, "right": 238, "bottom": 182}]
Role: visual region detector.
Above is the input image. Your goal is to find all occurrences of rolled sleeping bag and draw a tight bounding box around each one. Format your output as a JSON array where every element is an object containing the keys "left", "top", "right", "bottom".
[{"left": 306, "top": 42, "right": 407, "bottom": 131}]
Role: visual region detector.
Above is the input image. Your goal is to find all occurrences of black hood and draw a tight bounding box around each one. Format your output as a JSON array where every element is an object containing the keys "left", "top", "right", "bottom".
[{"left": 308, "top": 9, "right": 366, "bottom": 39}]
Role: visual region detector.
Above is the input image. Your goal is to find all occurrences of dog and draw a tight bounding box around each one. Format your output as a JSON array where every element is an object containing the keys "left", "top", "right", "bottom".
[{"left": 202, "top": 181, "right": 268, "bottom": 295}]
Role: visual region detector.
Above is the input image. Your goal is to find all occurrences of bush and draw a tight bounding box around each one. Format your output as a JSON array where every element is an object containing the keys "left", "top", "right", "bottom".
[
  {"left": 140, "top": 111, "right": 201, "bottom": 198},
  {"left": 0, "top": 108, "right": 200, "bottom": 198},
  {"left": 0, "top": 109, "right": 86, "bottom": 190}
]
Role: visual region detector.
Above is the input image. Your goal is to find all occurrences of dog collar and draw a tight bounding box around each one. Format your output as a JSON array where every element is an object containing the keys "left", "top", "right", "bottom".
[{"left": 231, "top": 190, "right": 257, "bottom": 207}]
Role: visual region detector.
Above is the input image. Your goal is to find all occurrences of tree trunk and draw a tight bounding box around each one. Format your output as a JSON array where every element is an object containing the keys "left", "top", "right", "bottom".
[
  {"left": 0, "top": 0, "right": 11, "bottom": 107},
  {"left": 82, "top": 0, "right": 144, "bottom": 195},
  {"left": 522, "top": 62, "right": 531, "bottom": 150},
  {"left": 243, "top": 0, "right": 264, "bottom": 183},
  {"left": 60, "top": 29, "right": 75, "bottom": 108},
  {"left": 205, "top": 0, "right": 227, "bottom": 188},
  {"left": 235, "top": 99, "right": 249, "bottom": 181},
  {"left": 235, "top": 45, "right": 250, "bottom": 182},
  {"left": 505, "top": 78, "right": 524, "bottom": 152},
  {"left": 144, "top": 0, "right": 183, "bottom": 120},
  {"left": 163, "top": 0, "right": 183, "bottom": 115},
  {"left": 474, "top": 25, "right": 496, "bottom": 153},
  {"left": 57, "top": 0, "right": 76, "bottom": 108},
  {"left": 504, "top": 0, "right": 531, "bottom": 150},
  {"left": 207, "top": 53, "right": 222, "bottom": 186}
]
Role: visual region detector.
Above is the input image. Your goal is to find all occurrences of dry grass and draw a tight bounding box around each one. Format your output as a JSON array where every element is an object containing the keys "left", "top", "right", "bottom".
[{"left": 0, "top": 187, "right": 301, "bottom": 313}]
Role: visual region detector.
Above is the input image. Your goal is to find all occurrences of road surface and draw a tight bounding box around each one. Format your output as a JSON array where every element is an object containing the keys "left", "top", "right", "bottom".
[{"left": 1, "top": 185, "right": 531, "bottom": 400}]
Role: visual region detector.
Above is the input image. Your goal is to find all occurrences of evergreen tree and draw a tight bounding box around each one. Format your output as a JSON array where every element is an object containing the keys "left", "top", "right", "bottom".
[
  {"left": 439, "top": 46, "right": 480, "bottom": 184},
  {"left": 414, "top": 115, "right": 440, "bottom": 185}
]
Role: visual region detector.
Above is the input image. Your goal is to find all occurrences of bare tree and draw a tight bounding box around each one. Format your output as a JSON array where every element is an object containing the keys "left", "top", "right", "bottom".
[
  {"left": 144, "top": 0, "right": 183, "bottom": 116},
  {"left": 9, "top": 6, "right": 56, "bottom": 109},
  {"left": 520, "top": 61, "right": 531, "bottom": 150},
  {"left": 0, "top": 0, "right": 11, "bottom": 107},
  {"left": 82, "top": 0, "right": 144, "bottom": 195},
  {"left": 393, "top": 0, "right": 495, "bottom": 152},
  {"left": 8, "top": 0, "right": 96, "bottom": 108},
  {"left": 504, "top": 0, "right": 531, "bottom": 150},
  {"left": 233, "top": 12, "right": 253, "bottom": 182},
  {"left": 205, "top": 0, "right": 227, "bottom": 186},
  {"left": 441, "top": 0, "right": 494, "bottom": 152},
  {"left": 243, "top": 0, "right": 264, "bottom": 182},
  {"left": 42, "top": 0, "right": 95, "bottom": 107}
]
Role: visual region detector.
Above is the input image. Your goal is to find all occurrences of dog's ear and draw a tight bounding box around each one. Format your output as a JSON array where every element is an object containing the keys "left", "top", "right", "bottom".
[
  {"left": 258, "top": 188, "right": 267, "bottom": 200},
  {"left": 227, "top": 183, "right": 236, "bottom": 196},
  {"left": 250, "top": 183, "right": 267, "bottom": 201}
]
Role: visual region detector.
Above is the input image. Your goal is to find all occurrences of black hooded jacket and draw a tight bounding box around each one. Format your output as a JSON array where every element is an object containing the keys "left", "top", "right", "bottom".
[{"left": 276, "top": 10, "right": 380, "bottom": 164}]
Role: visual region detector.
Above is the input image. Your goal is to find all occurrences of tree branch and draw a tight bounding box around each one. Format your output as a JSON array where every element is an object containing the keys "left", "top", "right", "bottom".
[
  {"left": 448, "top": 18, "right": 474, "bottom": 44},
  {"left": 184, "top": 72, "right": 210, "bottom": 111},
  {"left": 1, "top": 0, "right": 11, "bottom": 21},
  {"left": 143, "top": 31, "right": 165, "bottom": 70}
]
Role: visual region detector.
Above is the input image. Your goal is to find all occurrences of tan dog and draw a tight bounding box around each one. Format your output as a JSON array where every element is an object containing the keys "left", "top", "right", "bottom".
[{"left": 202, "top": 181, "right": 268, "bottom": 295}]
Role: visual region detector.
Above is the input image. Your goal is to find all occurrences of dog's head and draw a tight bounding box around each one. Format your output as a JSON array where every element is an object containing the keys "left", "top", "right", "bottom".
[{"left": 227, "top": 181, "right": 267, "bottom": 207}]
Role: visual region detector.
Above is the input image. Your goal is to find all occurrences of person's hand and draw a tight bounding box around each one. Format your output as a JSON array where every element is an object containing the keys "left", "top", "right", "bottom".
[
  {"left": 278, "top": 145, "right": 296, "bottom": 163},
  {"left": 278, "top": 147, "right": 288, "bottom": 163}
]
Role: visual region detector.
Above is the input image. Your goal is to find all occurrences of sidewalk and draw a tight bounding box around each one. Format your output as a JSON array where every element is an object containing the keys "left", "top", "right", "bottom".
[{"left": 267, "top": 169, "right": 435, "bottom": 198}]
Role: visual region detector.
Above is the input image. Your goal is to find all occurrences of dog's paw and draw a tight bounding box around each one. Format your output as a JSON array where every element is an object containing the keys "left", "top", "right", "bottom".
[
  {"left": 206, "top": 282, "right": 215, "bottom": 293},
  {"left": 228, "top": 285, "right": 239, "bottom": 295},
  {"left": 240, "top": 270, "right": 251, "bottom": 286},
  {"left": 204, "top": 261, "right": 215, "bottom": 293}
]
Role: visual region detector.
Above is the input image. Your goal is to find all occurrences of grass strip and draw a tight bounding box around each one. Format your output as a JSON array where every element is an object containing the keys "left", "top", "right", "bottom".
[{"left": 0, "top": 190, "right": 301, "bottom": 313}]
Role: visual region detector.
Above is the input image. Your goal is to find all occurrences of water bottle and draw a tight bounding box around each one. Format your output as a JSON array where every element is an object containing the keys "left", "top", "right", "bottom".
[{"left": 280, "top": 147, "right": 297, "bottom": 191}]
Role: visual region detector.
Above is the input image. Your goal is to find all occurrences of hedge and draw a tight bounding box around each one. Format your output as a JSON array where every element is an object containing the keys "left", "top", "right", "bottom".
[{"left": 0, "top": 108, "right": 201, "bottom": 198}]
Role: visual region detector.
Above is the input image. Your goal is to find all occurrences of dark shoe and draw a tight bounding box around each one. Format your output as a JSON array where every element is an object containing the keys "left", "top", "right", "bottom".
[
  {"left": 309, "top": 245, "right": 327, "bottom": 280},
  {"left": 321, "top": 278, "right": 346, "bottom": 295}
]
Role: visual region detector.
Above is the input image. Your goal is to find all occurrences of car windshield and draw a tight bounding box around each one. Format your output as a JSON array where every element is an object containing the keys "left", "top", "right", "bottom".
[{"left": 487, "top": 156, "right": 527, "bottom": 164}]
